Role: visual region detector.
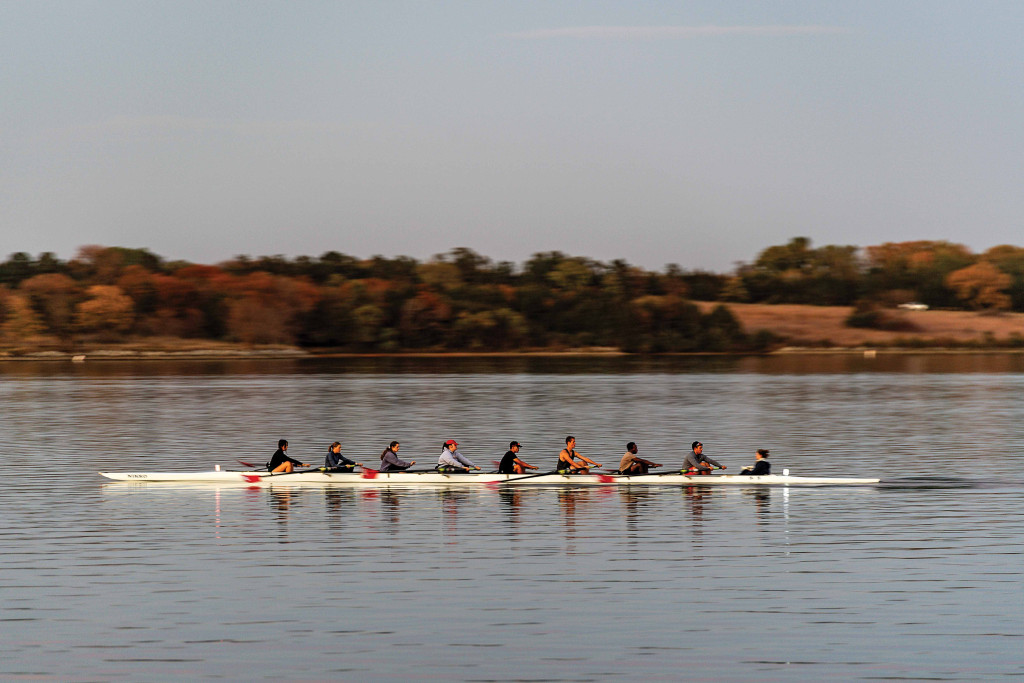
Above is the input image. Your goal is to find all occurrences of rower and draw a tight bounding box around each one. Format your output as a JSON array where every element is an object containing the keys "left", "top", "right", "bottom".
[
  {"left": 380, "top": 441, "right": 415, "bottom": 472},
  {"left": 618, "top": 442, "right": 661, "bottom": 475},
  {"left": 556, "top": 436, "right": 600, "bottom": 474},
  {"left": 437, "top": 439, "right": 480, "bottom": 473},
  {"left": 498, "top": 441, "right": 538, "bottom": 474},
  {"left": 325, "top": 441, "right": 362, "bottom": 472},
  {"left": 682, "top": 441, "right": 725, "bottom": 475},
  {"left": 268, "top": 439, "right": 310, "bottom": 474},
  {"left": 739, "top": 449, "right": 771, "bottom": 476}
]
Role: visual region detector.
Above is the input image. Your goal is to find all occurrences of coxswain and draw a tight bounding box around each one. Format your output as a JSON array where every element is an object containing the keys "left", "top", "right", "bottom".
[
  {"left": 380, "top": 441, "right": 415, "bottom": 472},
  {"left": 556, "top": 436, "right": 600, "bottom": 474},
  {"left": 325, "top": 441, "right": 362, "bottom": 472},
  {"left": 268, "top": 439, "right": 309, "bottom": 474},
  {"left": 682, "top": 441, "right": 725, "bottom": 475},
  {"left": 498, "top": 441, "right": 538, "bottom": 474},
  {"left": 739, "top": 448, "right": 771, "bottom": 476},
  {"left": 618, "top": 442, "right": 661, "bottom": 475},
  {"left": 437, "top": 439, "right": 480, "bottom": 473}
]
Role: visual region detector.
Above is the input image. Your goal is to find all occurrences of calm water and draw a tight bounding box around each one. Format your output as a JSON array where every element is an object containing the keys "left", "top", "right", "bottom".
[{"left": 2, "top": 356, "right": 1022, "bottom": 682}]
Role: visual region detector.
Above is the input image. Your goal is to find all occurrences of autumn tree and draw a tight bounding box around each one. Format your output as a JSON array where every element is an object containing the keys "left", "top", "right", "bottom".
[
  {"left": 0, "top": 292, "right": 45, "bottom": 341},
  {"left": 75, "top": 285, "right": 135, "bottom": 335},
  {"left": 864, "top": 241, "right": 974, "bottom": 307},
  {"left": 945, "top": 261, "right": 1012, "bottom": 311},
  {"left": 225, "top": 272, "right": 321, "bottom": 344},
  {"left": 20, "top": 273, "right": 79, "bottom": 338},
  {"left": 983, "top": 245, "right": 1024, "bottom": 311}
]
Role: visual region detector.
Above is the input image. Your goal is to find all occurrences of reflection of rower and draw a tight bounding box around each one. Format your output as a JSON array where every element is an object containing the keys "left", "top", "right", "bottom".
[
  {"left": 381, "top": 490, "right": 400, "bottom": 525},
  {"left": 499, "top": 488, "right": 523, "bottom": 524},
  {"left": 556, "top": 436, "right": 601, "bottom": 474},
  {"left": 618, "top": 442, "right": 662, "bottom": 474}
]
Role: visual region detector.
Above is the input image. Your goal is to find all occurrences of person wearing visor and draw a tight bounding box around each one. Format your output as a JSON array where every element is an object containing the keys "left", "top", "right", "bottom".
[
  {"left": 437, "top": 439, "right": 480, "bottom": 473},
  {"left": 682, "top": 441, "right": 725, "bottom": 474},
  {"left": 498, "top": 441, "right": 538, "bottom": 474}
]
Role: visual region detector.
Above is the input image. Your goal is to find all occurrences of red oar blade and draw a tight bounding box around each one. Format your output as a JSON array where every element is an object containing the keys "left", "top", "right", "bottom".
[
  {"left": 361, "top": 467, "right": 379, "bottom": 480},
  {"left": 237, "top": 460, "right": 257, "bottom": 468}
]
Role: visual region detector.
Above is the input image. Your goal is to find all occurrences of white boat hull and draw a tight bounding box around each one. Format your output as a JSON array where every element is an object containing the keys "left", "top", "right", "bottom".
[{"left": 99, "top": 470, "right": 881, "bottom": 486}]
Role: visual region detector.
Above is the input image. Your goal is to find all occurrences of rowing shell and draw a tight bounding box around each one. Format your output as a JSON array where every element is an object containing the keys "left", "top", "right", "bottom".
[{"left": 98, "top": 470, "right": 881, "bottom": 486}]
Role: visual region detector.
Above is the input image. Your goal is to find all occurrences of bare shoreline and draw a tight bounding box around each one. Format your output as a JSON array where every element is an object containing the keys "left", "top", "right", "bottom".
[{"left": 2, "top": 346, "right": 1024, "bottom": 362}]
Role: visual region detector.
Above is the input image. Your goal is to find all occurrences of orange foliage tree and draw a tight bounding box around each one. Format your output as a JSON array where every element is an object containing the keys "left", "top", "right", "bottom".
[
  {"left": 20, "top": 273, "right": 79, "bottom": 338},
  {"left": 945, "top": 261, "right": 1012, "bottom": 311},
  {"left": 75, "top": 285, "right": 135, "bottom": 334},
  {"left": 1, "top": 292, "right": 45, "bottom": 341},
  {"left": 225, "top": 272, "right": 321, "bottom": 344}
]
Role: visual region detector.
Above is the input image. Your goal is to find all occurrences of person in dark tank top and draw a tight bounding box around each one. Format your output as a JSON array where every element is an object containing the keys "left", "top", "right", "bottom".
[{"left": 557, "top": 436, "right": 600, "bottom": 474}]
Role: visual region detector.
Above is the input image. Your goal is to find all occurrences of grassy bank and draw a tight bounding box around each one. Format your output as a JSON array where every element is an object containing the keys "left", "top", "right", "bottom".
[{"left": 696, "top": 302, "right": 1024, "bottom": 349}]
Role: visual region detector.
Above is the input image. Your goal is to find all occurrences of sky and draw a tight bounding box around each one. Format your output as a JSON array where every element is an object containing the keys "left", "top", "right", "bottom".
[{"left": 2, "top": 1, "right": 1022, "bottom": 272}]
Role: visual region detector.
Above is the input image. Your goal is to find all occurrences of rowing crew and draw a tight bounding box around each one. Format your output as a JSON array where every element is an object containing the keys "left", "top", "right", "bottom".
[
  {"left": 379, "top": 440, "right": 537, "bottom": 474},
  {"left": 268, "top": 437, "right": 771, "bottom": 476},
  {"left": 268, "top": 439, "right": 367, "bottom": 474}
]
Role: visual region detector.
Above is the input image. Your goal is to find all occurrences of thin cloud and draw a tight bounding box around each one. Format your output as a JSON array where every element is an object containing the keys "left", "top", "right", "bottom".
[{"left": 508, "top": 25, "right": 850, "bottom": 40}]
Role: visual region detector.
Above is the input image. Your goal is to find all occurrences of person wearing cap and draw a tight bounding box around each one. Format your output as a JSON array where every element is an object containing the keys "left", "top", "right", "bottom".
[
  {"left": 739, "top": 449, "right": 771, "bottom": 476},
  {"left": 499, "top": 441, "right": 538, "bottom": 474},
  {"left": 325, "top": 441, "right": 363, "bottom": 472},
  {"left": 556, "top": 436, "right": 601, "bottom": 474},
  {"left": 618, "top": 442, "right": 661, "bottom": 475},
  {"left": 682, "top": 441, "right": 725, "bottom": 474},
  {"left": 437, "top": 440, "right": 480, "bottom": 473},
  {"left": 267, "top": 439, "right": 310, "bottom": 474}
]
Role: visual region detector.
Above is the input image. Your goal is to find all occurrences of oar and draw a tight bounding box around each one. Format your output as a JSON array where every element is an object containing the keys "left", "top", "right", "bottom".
[
  {"left": 243, "top": 466, "right": 321, "bottom": 482},
  {"left": 489, "top": 469, "right": 561, "bottom": 486},
  {"left": 664, "top": 466, "right": 726, "bottom": 477},
  {"left": 237, "top": 459, "right": 264, "bottom": 469}
]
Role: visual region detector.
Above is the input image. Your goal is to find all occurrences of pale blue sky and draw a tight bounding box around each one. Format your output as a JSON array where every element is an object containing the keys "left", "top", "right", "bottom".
[{"left": 2, "top": 1, "right": 1021, "bottom": 271}]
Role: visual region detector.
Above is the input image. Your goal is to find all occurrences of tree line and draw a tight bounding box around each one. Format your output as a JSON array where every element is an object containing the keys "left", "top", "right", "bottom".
[{"left": 0, "top": 239, "right": 1021, "bottom": 352}]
